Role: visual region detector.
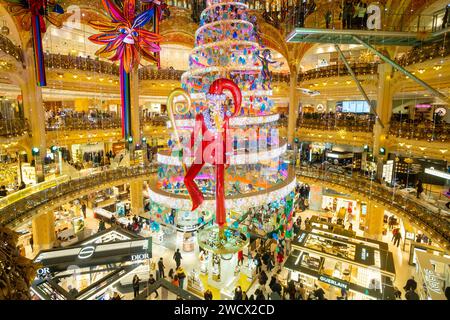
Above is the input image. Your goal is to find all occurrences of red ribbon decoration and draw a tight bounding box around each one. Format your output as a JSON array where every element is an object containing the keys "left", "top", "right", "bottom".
[{"left": 183, "top": 79, "right": 242, "bottom": 228}]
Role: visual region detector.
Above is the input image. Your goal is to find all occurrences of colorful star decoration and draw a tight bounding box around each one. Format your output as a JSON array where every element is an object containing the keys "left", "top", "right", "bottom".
[{"left": 88, "top": 0, "right": 162, "bottom": 73}]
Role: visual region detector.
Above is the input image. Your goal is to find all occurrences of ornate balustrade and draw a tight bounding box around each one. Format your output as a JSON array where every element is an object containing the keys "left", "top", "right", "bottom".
[
  {"left": 0, "top": 165, "right": 156, "bottom": 228},
  {"left": 1, "top": 163, "right": 448, "bottom": 250},
  {"left": 0, "top": 34, "right": 23, "bottom": 64},
  {"left": 0, "top": 118, "right": 29, "bottom": 138},
  {"left": 388, "top": 119, "right": 450, "bottom": 143},
  {"left": 297, "top": 113, "right": 376, "bottom": 132}
]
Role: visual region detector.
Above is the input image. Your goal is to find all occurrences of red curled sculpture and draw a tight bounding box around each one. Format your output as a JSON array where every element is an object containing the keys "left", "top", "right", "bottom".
[{"left": 184, "top": 78, "right": 242, "bottom": 228}]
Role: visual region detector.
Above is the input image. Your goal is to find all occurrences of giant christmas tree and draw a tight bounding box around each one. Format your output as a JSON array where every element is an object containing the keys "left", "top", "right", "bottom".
[{"left": 148, "top": 0, "right": 296, "bottom": 292}]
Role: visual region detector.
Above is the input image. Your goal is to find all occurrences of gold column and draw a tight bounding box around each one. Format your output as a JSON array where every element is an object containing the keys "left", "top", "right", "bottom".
[
  {"left": 287, "top": 66, "right": 299, "bottom": 144},
  {"left": 130, "top": 180, "right": 144, "bottom": 216},
  {"left": 364, "top": 201, "right": 385, "bottom": 241},
  {"left": 31, "top": 211, "right": 55, "bottom": 252},
  {"left": 22, "top": 48, "right": 46, "bottom": 183},
  {"left": 373, "top": 63, "right": 393, "bottom": 178}
]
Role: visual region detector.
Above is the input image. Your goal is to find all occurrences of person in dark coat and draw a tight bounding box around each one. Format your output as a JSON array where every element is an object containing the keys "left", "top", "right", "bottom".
[
  {"left": 173, "top": 249, "right": 182, "bottom": 269},
  {"left": 233, "top": 286, "right": 243, "bottom": 300},
  {"left": 405, "top": 289, "right": 420, "bottom": 300},
  {"left": 204, "top": 289, "right": 213, "bottom": 300},
  {"left": 403, "top": 276, "right": 417, "bottom": 292},
  {"left": 255, "top": 289, "right": 266, "bottom": 300},
  {"left": 132, "top": 275, "right": 140, "bottom": 298},
  {"left": 158, "top": 257, "right": 166, "bottom": 278},
  {"left": 259, "top": 270, "right": 268, "bottom": 286}
]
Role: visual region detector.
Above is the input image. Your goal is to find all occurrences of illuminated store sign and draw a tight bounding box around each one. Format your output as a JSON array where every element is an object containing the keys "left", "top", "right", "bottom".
[
  {"left": 131, "top": 253, "right": 150, "bottom": 262},
  {"left": 318, "top": 275, "right": 349, "bottom": 290},
  {"left": 297, "top": 232, "right": 307, "bottom": 245},
  {"left": 78, "top": 246, "right": 96, "bottom": 259},
  {"left": 424, "top": 168, "right": 450, "bottom": 180}
]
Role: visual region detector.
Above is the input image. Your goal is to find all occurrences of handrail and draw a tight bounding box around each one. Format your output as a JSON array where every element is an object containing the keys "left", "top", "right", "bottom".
[
  {"left": 389, "top": 119, "right": 450, "bottom": 143},
  {"left": 0, "top": 175, "right": 70, "bottom": 210},
  {"left": 0, "top": 118, "right": 30, "bottom": 137},
  {"left": 0, "top": 34, "right": 24, "bottom": 64},
  {"left": 297, "top": 113, "right": 376, "bottom": 132},
  {"left": 299, "top": 62, "right": 378, "bottom": 82},
  {"left": 1, "top": 164, "right": 448, "bottom": 249}
]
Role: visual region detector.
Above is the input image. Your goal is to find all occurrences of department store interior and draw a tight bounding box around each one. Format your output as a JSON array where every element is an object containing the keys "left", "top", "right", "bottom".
[{"left": 0, "top": 0, "right": 450, "bottom": 301}]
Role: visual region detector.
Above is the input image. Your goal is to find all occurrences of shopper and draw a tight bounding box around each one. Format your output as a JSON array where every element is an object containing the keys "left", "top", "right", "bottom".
[
  {"left": 405, "top": 288, "right": 420, "bottom": 300},
  {"left": 270, "top": 279, "right": 282, "bottom": 296},
  {"left": 403, "top": 276, "right": 418, "bottom": 292},
  {"left": 173, "top": 249, "right": 183, "bottom": 269},
  {"left": 204, "top": 289, "right": 213, "bottom": 300},
  {"left": 324, "top": 8, "right": 332, "bottom": 29},
  {"left": 276, "top": 250, "right": 284, "bottom": 265},
  {"left": 393, "top": 231, "right": 402, "bottom": 247},
  {"left": 234, "top": 286, "right": 243, "bottom": 300},
  {"left": 287, "top": 280, "right": 296, "bottom": 300},
  {"left": 158, "top": 257, "right": 166, "bottom": 278},
  {"left": 168, "top": 268, "right": 174, "bottom": 280},
  {"left": 237, "top": 250, "right": 244, "bottom": 266},
  {"left": 342, "top": 0, "right": 353, "bottom": 29},
  {"left": 81, "top": 202, "right": 87, "bottom": 219},
  {"left": 132, "top": 275, "right": 140, "bottom": 298},
  {"left": 416, "top": 179, "right": 424, "bottom": 199},
  {"left": 259, "top": 270, "right": 268, "bottom": 287},
  {"left": 297, "top": 282, "right": 307, "bottom": 300},
  {"left": 111, "top": 292, "right": 121, "bottom": 300},
  {"left": 255, "top": 288, "right": 266, "bottom": 300},
  {"left": 266, "top": 255, "right": 275, "bottom": 272},
  {"left": 148, "top": 274, "right": 159, "bottom": 299},
  {"left": 0, "top": 185, "right": 7, "bottom": 197},
  {"left": 394, "top": 286, "right": 402, "bottom": 300},
  {"left": 18, "top": 181, "right": 26, "bottom": 190},
  {"left": 29, "top": 236, "right": 34, "bottom": 252},
  {"left": 442, "top": 4, "right": 450, "bottom": 29},
  {"left": 172, "top": 275, "right": 179, "bottom": 287},
  {"left": 242, "top": 291, "right": 249, "bottom": 300},
  {"left": 176, "top": 267, "right": 186, "bottom": 289},
  {"left": 98, "top": 220, "right": 106, "bottom": 232},
  {"left": 313, "top": 284, "right": 326, "bottom": 300}
]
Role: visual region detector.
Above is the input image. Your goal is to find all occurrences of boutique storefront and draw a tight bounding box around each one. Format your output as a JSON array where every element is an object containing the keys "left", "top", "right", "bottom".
[
  {"left": 284, "top": 227, "right": 396, "bottom": 300},
  {"left": 31, "top": 228, "right": 152, "bottom": 300}
]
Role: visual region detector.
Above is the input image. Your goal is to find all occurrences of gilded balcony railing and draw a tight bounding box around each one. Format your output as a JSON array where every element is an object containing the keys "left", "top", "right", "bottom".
[
  {"left": 389, "top": 119, "right": 450, "bottom": 143},
  {"left": 0, "top": 118, "right": 29, "bottom": 138},
  {"left": 1, "top": 163, "right": 448, "bottom": 249},
  {"left": 0, "top": 34, "right": 24, "bottom": 64},
  {"left": 297, "top": 113, "right": 376, "bottom": 132},
  {"left": 0, "top": 165, "right": 157, "bottom": 228}
]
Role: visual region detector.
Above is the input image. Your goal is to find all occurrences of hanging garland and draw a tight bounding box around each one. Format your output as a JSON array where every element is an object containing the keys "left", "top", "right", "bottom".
[{"left": 6, "top": 0, "right": 65, "bottom": 86}]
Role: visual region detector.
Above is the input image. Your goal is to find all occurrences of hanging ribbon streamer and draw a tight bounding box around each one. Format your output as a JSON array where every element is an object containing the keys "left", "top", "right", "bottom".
[
  {"left": 120, "top": 60, "right": 132, "bottom": 138},
  {"left": 31, "top": 13, "right": 46, "bottom": 86},
  {"left": 141, "top": 0, "right": 168, "bottom": 67},
  {"left": 89, "top": 0, "right": 162, "bottom": 139},
  {"left": 6, "top": 0, "right": 65, "bottom": 87}
]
